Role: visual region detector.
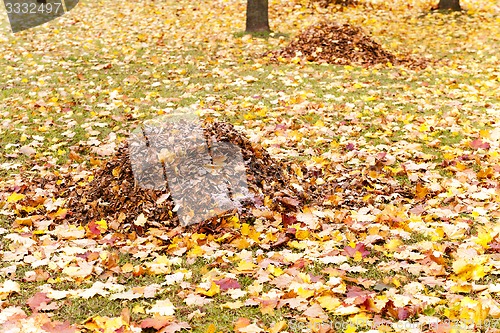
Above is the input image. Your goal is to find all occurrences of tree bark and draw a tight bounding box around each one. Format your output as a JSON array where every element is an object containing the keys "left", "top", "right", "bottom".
[
  {"left": 245, "top": 0, "right": 270, "bottom": 33},
  {"left": 438, "top": 0, "right": 461, "bottom": 11}
]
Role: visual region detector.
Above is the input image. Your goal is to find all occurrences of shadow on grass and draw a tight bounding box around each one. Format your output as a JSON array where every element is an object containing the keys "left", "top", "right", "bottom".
[{"left": 233, "top": 30, "right": 290, "bottom": 39}]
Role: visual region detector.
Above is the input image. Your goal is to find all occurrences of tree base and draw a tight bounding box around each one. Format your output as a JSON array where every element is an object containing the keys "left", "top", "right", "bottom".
[
  {"left": 431, "top": 0, "right": 462, "bottom": 11},
  {"left": 244, "top": 28, "right": 272, "bottom": 35},
  {"left": 430, "top": 7, "right": 463, "bottom": 13}
]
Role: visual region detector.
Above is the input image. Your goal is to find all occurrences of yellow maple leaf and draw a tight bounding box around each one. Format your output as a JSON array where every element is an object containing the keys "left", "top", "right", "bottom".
[
  {"left": 206, "top": 323, "right": 217, "bottom": 333},
  {"left": 296, "top": 287, "right": 315, "bottom": 299},
  {"left": 154, "top": 256, "right": 172, "bottom": 265},
  {"left": 231, "top": 237, "right": 251, "bottom": 249},
  {"left": 480, "top": 129, "right": 490, "bottom": 138},
  {"left": 353, "top": 251, "right": 363, "bottom": 262},
  {"left": 105, "top": 317, "right": 129, "bottom": 332},
  {"left": 221, "top": 301, "right": 244, "bottom": 309},
  {"left": 188, "top": 245, "right": 205, "bottom": 257},
  {"left": 459, "top": 297, "right": 489, "bottom": 324},
  {"left": 121, "top": 263, "right": 134, "bottom": 274},
  {"left": 295, "top": 229, "right": 309, "bottom": 240},
  {"left": 385, "top": 239, "right": 402, "bottom": 252},
  {"left": 256, "top": 107, "right": 267, "bottom": 117},
  {"left": 288, "top": 241, "right": 307, "bottom": 250},
  {"left": 111, "top": 167, "right": 121, "bottom": 177},
  {"left": 269, "top": 321, "right": 287, "bottom": 333},
  {"left": 84, "top": 316, "right": 128, "bottom": 333},
  {"left": 349, "top": 312, "right": 371, "bottom": 327},
  {"left": 474, "top": 229, "right": 493, "bottom": 249},
  {"left": 196, "top": 282, "right": 220, "bottom": 297},
  {"left": 267, "top": 264, "right": 284, "bottom": 277},
  {"left": 450, "top": 283, "right": 472, "bottom": 293},
  {"left": 132, "top": 304, "right": 145, "bottom": 314},
  {"left": 453, "top": 257, "right": 490, "bottom": 281},
  {"left": 345, "top": 324, "right": 357, "bottom": 333},
  {"left": 236, "top": 260, "right": 257, "bottom": 273},
  {"left": 314, "top": 119, "right": 325, "bottom": 127},
  {"left": 316, "top": 296, "right": 341, "bottom": 311},
  {"left": 95, "top": 219, "right": 107, "bottom": 232},
  {"left": 248, "top": 228, "right": 260, "bottom": 243},
  {"left": 241, "top": 223, "right": 250, "bottom": 236},
  {"left": 7, "top": 193, "right": 25, "bottom": 203},
  {"left": 49, "top": 207, "right": 68, "bottom": 219}
]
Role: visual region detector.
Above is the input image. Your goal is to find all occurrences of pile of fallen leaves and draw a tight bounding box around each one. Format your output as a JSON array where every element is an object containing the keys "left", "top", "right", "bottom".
[
  {"left": 60, "top": 120, "right": 299, "bottom": 232},
  {"left": 268, "top": 21, "right": 425, "bottom": 67}
]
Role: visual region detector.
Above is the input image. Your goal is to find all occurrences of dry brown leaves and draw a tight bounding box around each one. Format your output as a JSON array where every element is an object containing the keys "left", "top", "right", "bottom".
[
  {"left": 267, "top": 21, "right": 427, "bottom": 68},
  {"left": 40, "top": 121, "right": 298, "bottom": 232}
]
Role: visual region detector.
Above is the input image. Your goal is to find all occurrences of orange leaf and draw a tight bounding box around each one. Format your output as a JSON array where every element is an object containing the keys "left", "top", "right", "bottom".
[
  {"left": 234, "top": 318, "right": 251, "bottom": 333},
  {"left": 206, "top": 323, "right": 217, "bottom": 333},
  {"left": 415, "top": 182, "right": 429, "bottom": 200},
  {"left": 140, "top": 316, "right": 171, "bottom": 330}
]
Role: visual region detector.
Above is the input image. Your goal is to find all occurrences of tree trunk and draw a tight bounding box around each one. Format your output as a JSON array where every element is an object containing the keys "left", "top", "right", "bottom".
[
  {"left": 438, "top": 0, "right": 461, "bottom": 11},
  {"left": 245, "top": 0, "right": 270, "bottom": 33}
]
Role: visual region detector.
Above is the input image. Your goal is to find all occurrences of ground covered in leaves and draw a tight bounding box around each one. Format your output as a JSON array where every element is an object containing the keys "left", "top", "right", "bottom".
[{"left": 0, "top": 0, "right": 500, "bottom": 332}]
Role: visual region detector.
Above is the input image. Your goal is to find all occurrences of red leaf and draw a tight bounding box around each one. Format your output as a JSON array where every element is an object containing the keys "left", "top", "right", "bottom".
[
  {"left": 140, "top": 316, "right": 171, "bottom": 330},
  {"left": 488, "top": 242, "right": 500, "bottom": 252},
  {"left": 271, "top": 233, "right": 290, "bottom": 248},
  {"left": 27, "top": 292, "right": 51, "bottom": 312},
  {"left": 278, "top": 197, "right": 301, "bottom": 208},
  {"left": 343, "top": 243, "right": 370, "bottom": 258},
  {"left": 397, "top": 307, "right": 410, "bottom": 320},
  {"left": 87, "top": 220, "right": 102, "bottom": 236},
  {"left": 346, "top": 286, "right": 373, "bottom": 305},
  {"left": 41, "top": 321, "right": 78, "bottom": 333},
  {"left": 281, "top": 214, "right": 297, "bottom": 228},
  {"left": 362, "top": 298, "right": 379, "bottom": 313},
  {"left": 382, "top": 300, "right": 398, "bottom": 319},
  {"left": 214, "top": 278, "right": 241, "bottom": 291},
  {"left": 469, "top": 138, "right": 490, "bottom": 150},
  {"left": 291, "top": 258, "right": 311, "bottom": 269}
]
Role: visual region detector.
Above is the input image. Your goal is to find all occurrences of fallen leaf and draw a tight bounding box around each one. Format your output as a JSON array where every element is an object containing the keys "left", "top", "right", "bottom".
[
  {"left": 140, "top": 316, "right": 171, "bottom": 330},
  {"left": 27, "top": 292, "right": 51, "bottom": 312}
]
